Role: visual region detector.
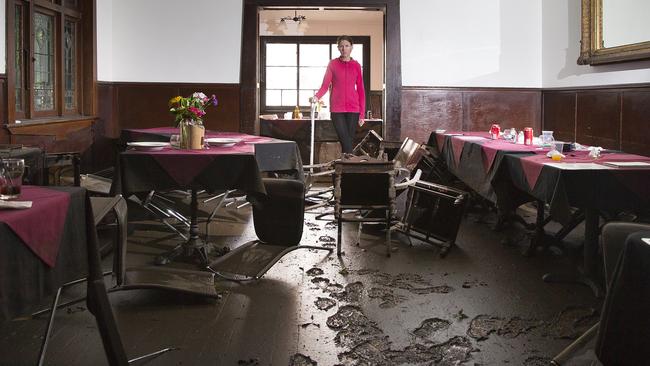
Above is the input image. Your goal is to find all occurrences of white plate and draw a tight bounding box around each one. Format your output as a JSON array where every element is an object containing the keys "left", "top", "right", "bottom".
[
  {"left": 205, "top": 137, "right": 241, "bottom": 147},
  {"left": 127, "top": 142, "right": 171, "bottom": 151}
]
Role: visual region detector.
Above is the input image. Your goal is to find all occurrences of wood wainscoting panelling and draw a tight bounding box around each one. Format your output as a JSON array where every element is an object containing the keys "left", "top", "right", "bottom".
[
  {"left": 401, "top": 87, "right": 541, "bottom": 144},
  {"left": 99, "top": 82, "right": 241, "bottom": 134},
  {"left": 576, "top": 91, "right": 620, "bottom": 150},
  {"left": 401, "top": 89, "right": 462, "bottom": 143},
  {"left": 542, "top": 92, "right": 576, "bottom": 144},
  {"left": 543, "top": 84, "right": 650, "bottom": 156},
  {"left": 621, "top": 90, "right": 650, "bottom": 155}
]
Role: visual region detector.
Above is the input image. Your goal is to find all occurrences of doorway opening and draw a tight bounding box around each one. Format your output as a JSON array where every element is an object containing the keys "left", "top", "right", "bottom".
[{"left": 240, "top": 0, "right": 401, "bottom": 141}]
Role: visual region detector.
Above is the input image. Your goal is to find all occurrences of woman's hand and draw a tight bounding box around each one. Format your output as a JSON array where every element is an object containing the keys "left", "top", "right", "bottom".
[
  {"left": 358, "top": 118, "right": 365, "bottom": 127},
  {"left": 309, "top": 96, "right": 319, "bottom": 104}
]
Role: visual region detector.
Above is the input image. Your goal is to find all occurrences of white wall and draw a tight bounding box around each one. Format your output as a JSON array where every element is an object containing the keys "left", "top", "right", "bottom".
[
  {"left": 96, "top": 0, "right": 113, "bottom": 81},
  {"left": 105, "top": 0, "right": 242, "bottom": 83},
  {"left": 401, "top": 0, "right": 542, "bottom": 88},
  {"left": 542, "top": 0, "right": 650, "bottom": 87}
]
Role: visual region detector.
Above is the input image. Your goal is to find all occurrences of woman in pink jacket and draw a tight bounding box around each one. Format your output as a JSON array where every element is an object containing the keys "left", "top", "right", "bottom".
[{"left": 312, "top": 35, "right": 366, "bottom": 154}]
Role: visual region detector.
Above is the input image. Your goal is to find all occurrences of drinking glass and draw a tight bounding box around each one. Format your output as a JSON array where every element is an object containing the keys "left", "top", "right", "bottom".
[
  {"left": 0, "top": 158, "right": 25, "bottom": 200},
  {"left": 170, "top": 134, "right": 181, "bottom": 148}
]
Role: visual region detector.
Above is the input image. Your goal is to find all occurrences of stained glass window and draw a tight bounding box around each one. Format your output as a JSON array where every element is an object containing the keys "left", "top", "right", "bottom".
[
  {"left": 34, "top": 12, "right": 55, "bottom": 112},
  {"left": 14, "top": 5, "right": 24, "bottom": 113},
  {"left": 64, "top": 20, "right": 77, "bottom": 110}
]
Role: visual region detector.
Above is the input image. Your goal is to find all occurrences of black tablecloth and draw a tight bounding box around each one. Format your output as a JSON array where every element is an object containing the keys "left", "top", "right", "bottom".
[
  {"left": 498, "top": 153, "right": 650, "bottom": 224},
  {"left": 0, "top": 187, "right": 88, "bottom": 321}
]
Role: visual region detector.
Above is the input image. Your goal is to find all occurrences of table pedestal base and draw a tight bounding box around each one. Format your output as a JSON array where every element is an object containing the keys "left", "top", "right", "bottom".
[{"left": 154, "top": 189, "right": 229, "bottom": 267}]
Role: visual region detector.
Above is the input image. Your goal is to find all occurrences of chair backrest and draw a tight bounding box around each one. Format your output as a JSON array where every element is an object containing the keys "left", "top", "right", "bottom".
[
  {"left": 392, "top": 137, "right": 422, "bottom": 171},
  {"left": 600, "top": 221, "right": 650, "bottom": 287},
  {"left": 252, "top": 178, "right": 305, "bottom": 246},
  {"left": 596, "top": 226, "right": 650, "bottom": 365},
  {"left": 352, "top": 130, "right": 384, "bottom": 158},
  {"left": 334, "top": 157, "right": 395, "bottom": 207}
]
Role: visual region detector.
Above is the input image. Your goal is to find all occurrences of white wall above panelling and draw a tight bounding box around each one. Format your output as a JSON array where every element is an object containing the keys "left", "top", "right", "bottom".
[
  {"left": 109, "top": 0, "right": 242, "bottom": 83},
  {"left": 97, "top": 0, "right": 113, "bottom": 81},
  {"left": 401, "top": 0, "right": 542, "bottom": 88},
  {"left": 542, "top": 0, "right": 650, "bottom": 88}
]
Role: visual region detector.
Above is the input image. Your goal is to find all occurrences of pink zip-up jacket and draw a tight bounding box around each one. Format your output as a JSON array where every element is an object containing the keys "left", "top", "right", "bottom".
[{"left": 315, "top": 58, "right": 365, "bottom": 120}]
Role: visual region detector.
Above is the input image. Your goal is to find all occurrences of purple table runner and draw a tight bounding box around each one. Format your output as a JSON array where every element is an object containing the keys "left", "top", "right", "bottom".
[{"left": 0, "top": 186, "right": 71, "bottom": 267}]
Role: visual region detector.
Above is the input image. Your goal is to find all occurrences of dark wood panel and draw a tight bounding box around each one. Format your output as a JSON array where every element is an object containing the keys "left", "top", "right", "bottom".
[
  {"left": 400, "top": 89, "right": 462, "bottom": 144},
  {"left": 400, "top": 87, "right": 541, "bottom": 145},
  {"left": 369, "top": 91, "right": 382, "bottom": 120},
  {"left": 0, "top": 75, "right": 6, "bottom": 132},
  {"left": 110, "top": 83, "right": 240, "bottom": 132},
  {"left": 543, "top": 92, "right": 576, "bottom": 143},
  {"left": 621, "top": 90, "right": 650, "bottom": 155},
  {"left": 576, "top": 92, "right": 620, "bottom": 150},
  {"left": 463, "top": 90, "right": 541, "bottom": 133}
]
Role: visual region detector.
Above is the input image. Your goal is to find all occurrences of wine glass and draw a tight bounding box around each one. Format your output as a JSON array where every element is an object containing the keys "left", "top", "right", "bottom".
[{"left": 0, "top": 158, "right": 25, "bottom": 200}]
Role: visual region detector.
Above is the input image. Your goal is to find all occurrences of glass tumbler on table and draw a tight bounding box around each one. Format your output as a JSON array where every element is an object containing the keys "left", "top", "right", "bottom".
[{"left": 0, "top": 158, "right": 25, "bottom": 200}]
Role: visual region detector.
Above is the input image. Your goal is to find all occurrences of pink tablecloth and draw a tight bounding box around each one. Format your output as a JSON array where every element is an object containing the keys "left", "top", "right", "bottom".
[{"left": 0, "top": 186, "right": 71, "bottom": 267}]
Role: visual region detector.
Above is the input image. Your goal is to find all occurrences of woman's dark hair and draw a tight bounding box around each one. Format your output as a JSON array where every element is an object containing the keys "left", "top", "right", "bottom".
[{"left": 337, "top": 35, "right": 354, "bottom": 46}]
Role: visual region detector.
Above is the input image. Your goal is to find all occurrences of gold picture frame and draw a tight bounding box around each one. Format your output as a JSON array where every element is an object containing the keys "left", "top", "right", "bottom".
[{"left": 578, "top": 0, "right": 650, "bottom": 65}]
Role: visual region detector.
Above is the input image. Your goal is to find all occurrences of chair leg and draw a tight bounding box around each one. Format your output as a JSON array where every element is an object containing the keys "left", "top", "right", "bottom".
[
  {"left": 337, "top": 216, "right": 343, "bottom": 256},
  {"left": 386, "top": 210, "right": 391, "bottom": 257},
  {"left": 356, "top": 222, "right": 363, "bottom": 246}
]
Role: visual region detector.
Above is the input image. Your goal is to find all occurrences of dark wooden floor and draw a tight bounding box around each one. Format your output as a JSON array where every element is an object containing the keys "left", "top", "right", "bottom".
[{"left": 0, "top": 197, "right": 599, "bottom": 365}]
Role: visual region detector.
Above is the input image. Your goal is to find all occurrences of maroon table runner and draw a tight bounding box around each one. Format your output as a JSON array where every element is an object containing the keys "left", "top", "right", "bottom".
[
  {"left": 0, "top": 186, "right": 71, "bottom": 267},
  {"left": 519, "top": 151, "right": 650, "bottom": 190},
  {"left": 125, "top": 127, "right": 274, "bottom": 144},
  {"left": 478, "top": 140, "right": 545, "bottom": 173},
  {"left": 124, "top": 133, "right": 268, "bottom": 187}
]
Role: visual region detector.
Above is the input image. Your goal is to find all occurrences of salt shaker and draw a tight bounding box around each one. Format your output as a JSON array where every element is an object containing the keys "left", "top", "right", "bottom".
[{"left": 517, "top": 131, "right": 524, "bottom": 144}]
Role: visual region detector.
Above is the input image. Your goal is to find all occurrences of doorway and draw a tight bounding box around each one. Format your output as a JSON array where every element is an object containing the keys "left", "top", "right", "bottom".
[{"left": 240, "top": 0, "right": 402, "bottom": 140}]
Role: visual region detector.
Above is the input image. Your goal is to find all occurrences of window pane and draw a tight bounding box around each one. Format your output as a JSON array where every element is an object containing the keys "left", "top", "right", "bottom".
[
  {"left": 34, "top": 12, "right": 55, "bottom": 112},
  {"left": 266, "top": 43, "right": 296, "bottom": 66},
  {"left": 299, "top": 66, "right": 326, "bottom": 90},
  {"left": 64, "top": 20, "right": 77, "bottom": 110},
  {"left": 299, "top": 89, "right": 318, "bottom": 107},
  {"left": 299, "top": 44, "right": 330, "bottom": 66},
  {"left": 14, "top": 5, "right": 24, "bottom": 112},
  {"left": 281, "top": 90, "right": 297, "bottom": 107},
  {"left": 265, "top": 89, "right": 281, "bottom": 106},
  {"left": 266, "top": 66, "right": 297, "bottom": 89},
  {"left": 351, "top": 44, "right": 363, "bottom": 65}
]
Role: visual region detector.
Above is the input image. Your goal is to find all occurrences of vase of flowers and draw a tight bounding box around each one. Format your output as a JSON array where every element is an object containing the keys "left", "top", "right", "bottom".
[{"left": 169, "top": 92, "right": 218, "bottom": 149}]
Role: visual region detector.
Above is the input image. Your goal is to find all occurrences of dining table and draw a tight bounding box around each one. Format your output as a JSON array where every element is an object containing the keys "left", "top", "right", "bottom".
[
  {"left": 0, "top": 186, "right": 89, "bottom": 321},
  {"left": 114, "top": 127, "right": 303, "bottom": 266},
  {"left": 429, "top": 131, "right": 650, "bottom": 296}
]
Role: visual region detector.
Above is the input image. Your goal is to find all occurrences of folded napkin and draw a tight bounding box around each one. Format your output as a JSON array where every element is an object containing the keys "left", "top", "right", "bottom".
[{"left": 0, "top": 200, "right": 33, "bottom": 209}]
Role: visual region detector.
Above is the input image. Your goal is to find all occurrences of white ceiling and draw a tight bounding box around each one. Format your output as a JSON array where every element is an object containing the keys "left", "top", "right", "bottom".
[{"left": 260, "top": 9, "right": 383, "bottom": 25}]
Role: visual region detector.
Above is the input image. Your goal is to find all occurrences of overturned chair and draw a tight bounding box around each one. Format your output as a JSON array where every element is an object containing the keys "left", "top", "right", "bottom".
[{"left": 207, "top": 178, "right": 332, "bottom": 280}]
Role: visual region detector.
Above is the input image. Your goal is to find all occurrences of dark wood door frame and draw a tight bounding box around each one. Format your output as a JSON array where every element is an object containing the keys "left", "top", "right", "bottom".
[{"left": 240, "top": 0, "right": 401, "bottom": 140}]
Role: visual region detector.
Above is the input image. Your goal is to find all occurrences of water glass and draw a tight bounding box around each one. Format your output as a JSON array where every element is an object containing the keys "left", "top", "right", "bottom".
[
  {"left": 170, "top": 134, "right": 181, "bottom": 148},
  {"left": 0, "top": 158, "right": 25, "bottom": 200}
]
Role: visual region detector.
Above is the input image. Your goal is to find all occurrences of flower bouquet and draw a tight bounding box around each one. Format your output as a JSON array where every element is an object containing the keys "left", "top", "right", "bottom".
[{"left": 169, "top": 92, "right": 218, "bottom": 149}]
